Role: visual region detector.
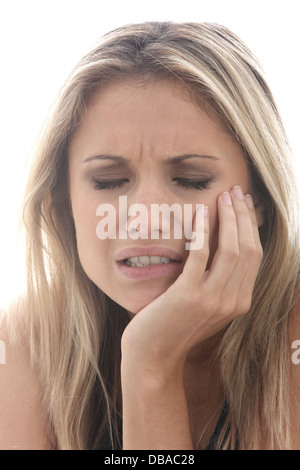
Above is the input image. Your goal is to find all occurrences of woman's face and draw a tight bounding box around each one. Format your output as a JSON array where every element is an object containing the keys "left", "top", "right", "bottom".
[{"left": 69, "top": 79, "right": 259, "bottom": 315}]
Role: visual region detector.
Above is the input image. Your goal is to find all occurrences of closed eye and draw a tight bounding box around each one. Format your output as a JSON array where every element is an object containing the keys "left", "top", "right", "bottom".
[
  {"left": 173, "top": 177, "right": 212, "bottom": 190},
  {"left": 92, "top": 177, "right": 213, "bottom": 191},
  {"left": 92, "top": 178, "right": 129, "bottom": 190}
]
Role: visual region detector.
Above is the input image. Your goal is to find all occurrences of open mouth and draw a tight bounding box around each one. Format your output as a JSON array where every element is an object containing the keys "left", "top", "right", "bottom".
[
  {"left": 122, "top": 255, "right": 178, "bottom": 267},
  {"left": 116, "top": 249, "right": 183, "bottom": 280},
  {"left": 115, "top": 247, "right": 183, "bottom": 280}
]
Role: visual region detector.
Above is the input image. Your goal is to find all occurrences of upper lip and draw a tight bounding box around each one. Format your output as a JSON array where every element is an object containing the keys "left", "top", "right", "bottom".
[{"left": 115, "top": 246, "right": 183, "bottom": 262}]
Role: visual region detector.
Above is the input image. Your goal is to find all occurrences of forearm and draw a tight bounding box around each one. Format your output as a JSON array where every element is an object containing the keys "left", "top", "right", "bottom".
[{"left": 121, "top": 360, "right": 193, "bottom": 450}]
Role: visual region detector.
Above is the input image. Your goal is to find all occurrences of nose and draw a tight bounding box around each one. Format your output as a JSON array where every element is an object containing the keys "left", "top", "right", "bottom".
[
  {"left": 120, "top": 176, "right": 182, "bottom": 241},
  {"left": 130, "top": 172, "right": 169, "bottom": 206}
]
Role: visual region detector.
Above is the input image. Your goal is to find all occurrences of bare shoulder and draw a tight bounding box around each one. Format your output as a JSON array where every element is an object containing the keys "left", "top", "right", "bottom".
[{"left": 0, "top": 303, "right": 50, "bottom": 449}]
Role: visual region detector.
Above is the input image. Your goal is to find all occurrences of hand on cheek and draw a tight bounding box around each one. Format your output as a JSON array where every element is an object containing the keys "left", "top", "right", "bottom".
[{"left": 121, "top": 186, "right": 263, "bottom": 372}]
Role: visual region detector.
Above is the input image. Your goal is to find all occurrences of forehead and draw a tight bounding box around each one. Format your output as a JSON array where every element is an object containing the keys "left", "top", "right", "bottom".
[
  {"left": 69, "top": 78, "right": 242, "bottom": 163},
  {"left": 82, "top": 78, "right": 219, "bottom": 129}
]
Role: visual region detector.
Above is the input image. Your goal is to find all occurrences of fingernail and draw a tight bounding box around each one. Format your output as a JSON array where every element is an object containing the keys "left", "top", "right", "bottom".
[
  {"left": 222, "top": 192, "right": 232, "bottom": 205},
  {"left": 204, "top": 205, "right": 209, "bottom": 217},
  {"left": 233, "top": 185, "right": 244, "bottom": 200},
  {"left": 245, "top": 194, "right": 254, "bottom": 209}
]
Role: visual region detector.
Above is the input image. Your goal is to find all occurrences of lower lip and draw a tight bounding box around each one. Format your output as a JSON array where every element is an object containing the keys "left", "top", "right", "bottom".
[{"left": 116, "top": 260, "right": 183, "bottom": 280}]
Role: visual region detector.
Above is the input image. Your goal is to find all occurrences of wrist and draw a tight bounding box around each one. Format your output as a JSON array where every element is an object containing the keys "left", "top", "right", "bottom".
[
  {"left": 121, "top": 354, "right": 185, "bottom": 390},
  {"left": 121, "top": 358, "right": 192, "bottom": 450},
  {"left": 121, "top": 332, "right": 187, "bottom": 378}
]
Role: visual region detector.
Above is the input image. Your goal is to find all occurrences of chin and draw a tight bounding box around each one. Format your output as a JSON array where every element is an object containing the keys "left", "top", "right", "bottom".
[
  {"left": 119, "top": 298, "right": 155, "bottom": 317},
  {"left": 115, "top": 285, "right": 169, "bottom": 316}
]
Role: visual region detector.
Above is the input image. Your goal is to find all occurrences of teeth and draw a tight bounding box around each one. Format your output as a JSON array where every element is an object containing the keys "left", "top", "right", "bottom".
[{"left": 124, "top": 255, "right": 174, "bottom": 267}]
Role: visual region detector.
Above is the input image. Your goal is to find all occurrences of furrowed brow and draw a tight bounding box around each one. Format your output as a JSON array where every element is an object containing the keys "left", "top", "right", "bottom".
[{"left": 82, "top": 155, "right": 129, "bottom": 164}]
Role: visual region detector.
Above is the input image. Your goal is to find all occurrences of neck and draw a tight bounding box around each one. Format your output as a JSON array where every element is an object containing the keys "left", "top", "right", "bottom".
[
  {"left": 183, "top": 332, "right": 224, "bottom": 448},
  {"left": 185, "top": 331, "right": 222, "bottom": 368},
  {"left": 183, "top": 331, "right": 223, "bottom": 407}
]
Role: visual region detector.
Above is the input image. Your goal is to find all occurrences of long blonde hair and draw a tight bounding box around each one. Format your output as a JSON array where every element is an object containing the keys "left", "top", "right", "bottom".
[{"left": 17, "top": 22, "right": 300, "bottom": 449}]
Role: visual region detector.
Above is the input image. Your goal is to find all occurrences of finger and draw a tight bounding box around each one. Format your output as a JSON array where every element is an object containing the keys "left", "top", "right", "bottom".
[
  {"left": 231, "top": 193, "right": 263, "bottom": 312},
  {"left": 205, "top": 191, "right": 240, "bottom": 290},
  {"left": 244, "top": 194, "right": 263, "bottom": 252},
  {"left": 221, "top": 188, "right": 263, "bottom": 309},
  {"left": 230, "top": 186, "right": 257, "bottom": 264},
  {"left": 180, "top": 204, "right": 210, "bottom": 283}
]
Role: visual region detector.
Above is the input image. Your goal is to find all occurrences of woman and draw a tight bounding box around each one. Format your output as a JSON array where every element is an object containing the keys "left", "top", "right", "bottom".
[{"left": 0, "top": 21, "right": 299, "bottom": 450}]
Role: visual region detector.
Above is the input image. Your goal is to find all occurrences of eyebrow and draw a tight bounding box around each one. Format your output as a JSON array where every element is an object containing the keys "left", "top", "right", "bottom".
[
  {"left": 82, "top": 154, "right": 219, "bottom": 164},
  {"left": 83, "top": 155, "right": 126, "bottom": 164},
  {"left": 167, "top": 154, "right": 219, "bottom": 163}
]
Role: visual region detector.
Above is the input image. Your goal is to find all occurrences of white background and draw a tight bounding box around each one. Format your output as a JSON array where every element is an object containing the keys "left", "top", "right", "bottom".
[{"left": 0, "top": 0, "right": 299, "bottom": 308}]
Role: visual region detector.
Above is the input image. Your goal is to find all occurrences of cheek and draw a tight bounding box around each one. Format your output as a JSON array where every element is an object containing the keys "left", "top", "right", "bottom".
[{"left": 71, "top": 196, "right": 107, "bottom": 278}]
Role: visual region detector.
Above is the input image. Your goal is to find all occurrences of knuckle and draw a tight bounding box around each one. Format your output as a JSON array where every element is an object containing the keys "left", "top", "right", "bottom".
[
  {"left": 219, "top": 295, "right": 252, "bottom": 319},
  {"left": 236, "top": 296, "right": 252, "bottom": 315},
  {"left": 235, "top": 205, "right": 249, "bottom": 217},
  {"left": 219, "top": 299, "right": 236, "bottom": 318},
  {"left": 243, "top": 242, "right": 257, "bottom": 256},
  {"left": 218, "top": 238, "right": 239, "bottom": 259},
  {"left": 243, "top": 242, "right": 262, "bottom": 260},
  {"left": 223, "top": 246, "right": 239, "bottom": 262},
  {"left": 256, "top": 244, "right": 264, "bottom": 260}
]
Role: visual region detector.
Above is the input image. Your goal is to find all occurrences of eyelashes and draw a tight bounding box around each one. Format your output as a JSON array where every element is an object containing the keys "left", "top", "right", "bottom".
[
  {"left": 172, "top": 177, "right": 212, "bottom": 190},
  {"left": 92, "top": 177, "right": 213, "bottom": 191},
  {"left": 93, "top": 178, "right": 129, "bottom": 190}
]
